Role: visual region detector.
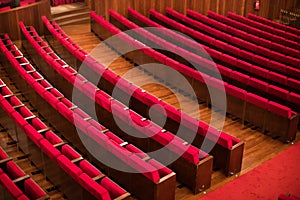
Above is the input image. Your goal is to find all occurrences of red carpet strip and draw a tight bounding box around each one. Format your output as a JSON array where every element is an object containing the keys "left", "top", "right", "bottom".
[{"left": 200, "top": 142, "right": 300, "bottom": 200}]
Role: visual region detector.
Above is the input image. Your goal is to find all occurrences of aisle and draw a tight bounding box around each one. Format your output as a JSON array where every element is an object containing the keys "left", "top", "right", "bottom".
[{"left": 200, "top": 142, "right": 300, "bottom": 200}]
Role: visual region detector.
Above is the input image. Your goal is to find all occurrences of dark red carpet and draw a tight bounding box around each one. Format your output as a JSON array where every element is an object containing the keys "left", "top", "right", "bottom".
[{"left": 200, "top": 142, "right": 300, "bottom": 200}]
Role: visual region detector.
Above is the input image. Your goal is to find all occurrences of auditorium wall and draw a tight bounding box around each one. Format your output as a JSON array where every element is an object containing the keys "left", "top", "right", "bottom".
[{"left": 92, "top": 0, "right": 299, "bottom": 21}]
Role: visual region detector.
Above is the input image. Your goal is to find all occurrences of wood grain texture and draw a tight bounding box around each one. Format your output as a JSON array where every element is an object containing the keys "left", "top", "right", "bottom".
[
  {"left": 92, "top": 0, "right": 299, "bottom": 20},
  {"left": 0, "top": 0, "right": 51, "bottom": 41}
]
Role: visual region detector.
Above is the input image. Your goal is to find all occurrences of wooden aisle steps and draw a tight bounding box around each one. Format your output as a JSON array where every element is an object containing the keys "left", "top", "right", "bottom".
[{"left": 51, "top": 2, "right": 90, "bottom": 26}]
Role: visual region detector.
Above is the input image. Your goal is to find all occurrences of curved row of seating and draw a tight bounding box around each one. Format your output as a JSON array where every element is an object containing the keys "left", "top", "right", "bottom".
[
  {"left": 186, "top": 9, "right": 300, "bottom": 67},
  {"left": 44, "top": 14, "right": 244, "bottom": 178},
  {"left": 0, "top": 35, "right": 134, "bottom": 200},
  {"left": 247, "top": 13, "right": 300, "bottom": 36},
  {"left": 128, "top": 8, "right": 300, "bottom": 95},
  {"left": 164, "top": 8, "right": 300, "bottom": 74},
  {"left": 227, "top": 12, "right": 299, "bottom": 44},
  {"left": 0, "top": 32, "right": 179, "bottom": 200},
  {"left": 120, "top": 8, "right": 300, "bottom": 112},
  {"left": 0, "top": 146, "right": 48, "bottom": 200},
  {"left": 90, "top": 10, "right": 299, "bottom": 143},
  {"left": 19, "top": 22, "right": 214, "bottom": 195},
  {"left": 149, "top": 9, "right": 300, "bottom": 82}
]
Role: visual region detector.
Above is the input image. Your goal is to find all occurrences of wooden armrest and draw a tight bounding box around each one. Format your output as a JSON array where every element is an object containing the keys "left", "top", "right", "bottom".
[
  {"left": 57, "top": 96, "right": 64, "bottom": 100},
  {"left": 3, "top": 94, "right": 13, "bottom": 98},
  {"left": 0, "top": 157, "right": 13, "bottom": 165},
  {"left": 70, "top": 105, "right": 78, "bottom": 110},
  {"left": 92, "top": 174, "right": 105, "bottom": 181},
  {"left": 45, "top": 86, "right": 54, "bottom": 91},
  {"left": 71, "top": 157, "right": 83, "bottom": 164},
  {"left": 19, "top": 62, "right": 30, "bottom": 66},
  {"left": 12, "top": 104, "right": 25, "bottom": 109},
  {"left": 13, "top": 174, "right": 30, "bottom": 183},
  {"left": 24, "top": 115, "right": 36, "bottom": 121},
  {"left": 26, "top": 69, "right": 36, "bottom": 74},
  {"left": 37, "top": 128, "right": 50, "bottom": 134},
  {"left": 142, "top": 156, "right": 151, "bottom": 161},
  {"left": 120, "top": 142, "right": 128, "bottom": 147},
  {"left": 101, "top": 129, "right": 109, "bottom": 133},
  {"left": 61, "top": 65, "right": 69, "bottom": 68},
  {"left": 53, "top": 142, "right": 65, "bottom": 148}
]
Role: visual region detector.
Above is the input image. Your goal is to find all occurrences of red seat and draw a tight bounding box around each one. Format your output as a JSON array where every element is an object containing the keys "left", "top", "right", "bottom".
[
  {"left": 61, "top": 145, "right": 81, "bottom": 160},
  {"left": 0, "top": 174, "right": 23, "bottom": 199},
  {"left": 56, "top": 155, "right": 83, "bottom": 181},
  {"left": 101, "top": 177, "right": 126, "bottom": 199},
  {"left": 24, "top": 179, "right": 47, "bottom": 200},
  {"left": 268, "top": 85, "right": 289, "bottom": 101},
  {"left": 246, "top": 93, "right": 268, "bottom": 109},
  {"left": 39, "top": 138, "right": 61, "bottom": 160},
  {"left": 6, "top": 161, "right": 26, "bottom": 180},
  {"left": 78, "top": 173, "right": 111, "bottom": 200},
  {"left": 267, "top": 101, "right": 291, "bottom": 118},
  {"left": 268, "top": 71, "right": 287, "bottom": 86},
  {"left": 79, "top": 160, "right": 103, "bottom": 178}
]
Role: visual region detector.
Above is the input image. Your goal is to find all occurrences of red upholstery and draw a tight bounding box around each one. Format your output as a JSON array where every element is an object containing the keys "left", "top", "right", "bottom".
[
  {"left": 79, "top": 160, "right": 102, "bottom": 178},
  {"left": 246, "top": 93, "right": 268, "bottom": 108},
  {"left": 24, "top": 179, "right": 47, "bottom": 200},
  {"left": 6, "top": 161, "right": 26, "bottom": 180},
  {"left": 56, "top": 155, "right": 83, "bottom": 181},
  {"left": 78, "top": 173, "right": 111, "bottom": 200},
  {"left": 0, "top": 174, "right": 23, "bottom": 199},
  {"left": 267, "top": 101, "right": 291, "bottom": 118},
  {"left": 61, "top": 145, "right": 81, "bottom": 160},
  {"left": 39, "top": 138, "right": 61, "bottom": 160},
  {"left": 101, "top": 177, "right": 126, "bottom": 199}
]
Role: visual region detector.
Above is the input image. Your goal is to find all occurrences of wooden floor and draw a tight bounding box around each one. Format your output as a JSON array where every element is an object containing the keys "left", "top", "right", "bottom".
[{"left": 61, "top": 23, "right": 300, "bottom": 200}]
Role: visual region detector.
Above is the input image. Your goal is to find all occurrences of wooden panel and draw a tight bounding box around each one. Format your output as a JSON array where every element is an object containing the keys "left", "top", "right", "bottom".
[
  {"left": 93, "top": 0, "right": 299, "bottom": 22},
  {"left": 0, "top": 0, "right": 50, "bottom": 41}
]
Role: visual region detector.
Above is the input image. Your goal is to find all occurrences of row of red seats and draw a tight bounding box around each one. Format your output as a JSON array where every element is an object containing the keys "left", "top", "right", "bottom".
[
  {"left": 20, "top": 21, "right": 208, "bottom": 166},
  {"left": 0, "top": 35, "right": 147, "bottom": 200},
  {"left": 0, "top": 146, "right": 48, "bottom": 200},
  {"left": 187, "top": 9, "right": 300, "bottom": 68},
  {"left": 44, "top": 14, "right": 244, "bottom": 178},
  {"left": 128, "top": 8, "right": 300, "bottom": 94},
  {"left": 19, "top": 22, "right": 213, "bottom": 194},
  {"left": 122, "top": 8, "right": 300, "bottom": 112},
  {"left": 164, "top": 8, "right": 300, "bottom": 76},
  {"left": 247, "top": 13, "right": 300, "bottom": 36},
  {"left": 158, "top": 9, "right": 300, "bottom": 81},
  {"left": 0, "top": 0, "right": 35, "bottom": 11},
  {"left": 91, "top": 9, "right": 299, "bottom": 143},
  {"left": 227, "top": 12, "right": 299, "bottom": 44},
  {"left": 1, "top": 31, "right": 175, "bottom": 183},
  {"left": 51, "top": 0, "right": 81, "bottom": 7}
]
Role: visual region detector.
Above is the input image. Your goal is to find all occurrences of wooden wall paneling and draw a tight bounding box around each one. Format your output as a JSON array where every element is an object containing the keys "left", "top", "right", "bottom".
[
  {"left": 132, "top": 0, "right": 145, "bottom": 16},
  {"left": 173, "top": 0, "right": 187, "bottom": 15},
  {"left": 0, "top": 11, "right": 19, "bottom": 40},
  {"left": 186, "top": 0, "right": 202, "bottom": 14},
  {"left": 94, "top": 0, "right": 105, "bottom": 17},
  {"left": 144, "top": 0, "right": 156, "bottom": 17},
  {"left": 209, "top": 0, "right": 218, "bottom": 13},
  {"left": 217, "top": 0, "right": 224, "bottom": 15},
  {"left": 0, "top": 0, "right": 50, "bottom": 41}
]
